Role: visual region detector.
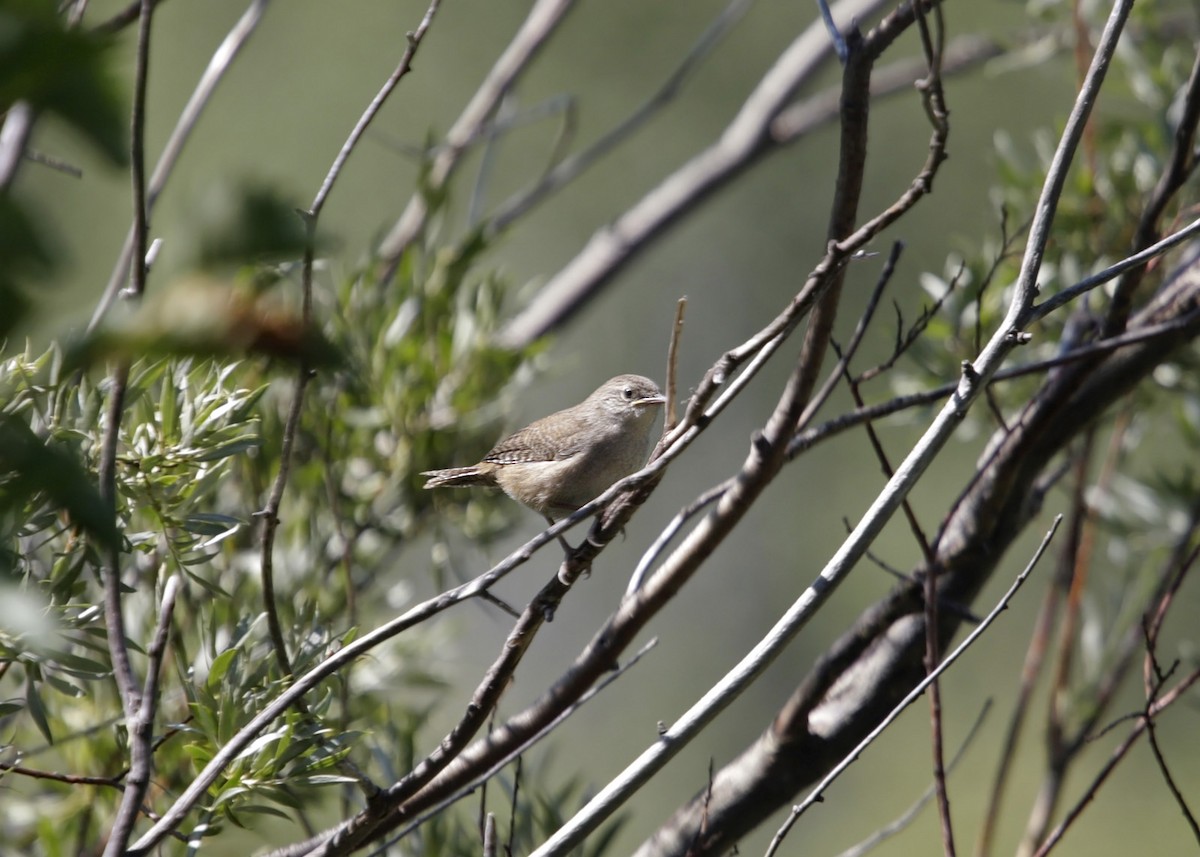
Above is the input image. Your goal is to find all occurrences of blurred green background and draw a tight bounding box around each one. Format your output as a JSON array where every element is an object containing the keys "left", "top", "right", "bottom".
[{"left": 13, "top": 0, "right": 1197, "bottom": 854}]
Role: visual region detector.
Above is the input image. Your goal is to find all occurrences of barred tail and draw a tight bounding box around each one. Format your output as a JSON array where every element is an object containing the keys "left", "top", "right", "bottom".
[{"left": 421, "top": 466, "right": 492, "bottom": 489}]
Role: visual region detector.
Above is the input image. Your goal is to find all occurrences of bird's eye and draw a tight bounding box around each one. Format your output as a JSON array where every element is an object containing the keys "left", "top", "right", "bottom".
[{"left": 622, "top": 386, "right": 635, "bottom": 401}]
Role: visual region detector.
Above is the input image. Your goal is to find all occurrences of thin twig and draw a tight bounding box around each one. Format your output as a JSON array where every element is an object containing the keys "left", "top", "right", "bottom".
[
  {"left": 1029, "top": 666, "right": 1200, "bottom": 857},
  {"left": 1032, "top": 216, "right": 1200, "bottom": 321},
  {"left": 624, "top": 479, "right": 729, "bottom": 596},
  {"left": 789, "top": 307, "right": 1200, "bottom": 457},
  {"left": 763, "top": 516, "right": 1061, "bottom": 857},
  {"left": 488, "top": 0, "right": 756, "bottom": 234},
  {"left": 92, "top": 0, "right": 168, "bottom": 34},
  {"left": 836, "top": 700, "right": 992, "bottom": 857},
  {"left": 101, "top": 6, "right": 157, "bottom": 850},
  {"left": 796, "top": 242, "right": 904, "bottom": 433},
  {"left": 664, "top": 298, "right": 687, "bottom": 435},
  {"left": 377, "top": 0, "right": 581, "bottom": 276},
  {"left": 89, "top": 0, "right": 271, "bottom": 330},
  {"left": 975, "top": 554, "right": 1064, "bottom": 857},
  {"left": 1141, "top": 630, "right": 1200, "bottom": 846},
  {"left": 309, "top": 0, "right": 442, "bottom": 220},
  {"left": 0, "top": 762, "right": 124, "bottom": 789}
]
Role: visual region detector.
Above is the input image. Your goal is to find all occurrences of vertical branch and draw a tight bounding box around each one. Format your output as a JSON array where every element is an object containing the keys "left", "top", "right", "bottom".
[
  {"left": 910, "top": 7, "right": 955, "bottom": 852},
  {"left": 258, "top": 0, "right": 443, "bottom": 677},
  {"left": 762, "top": 519, "right": 1059, "bottom": 857},
  {"left": 663, "top": 298, "right": 687, "bottom": 435},
  {"left": 101, "top": 3, "right": 155, "bottom": 853},
  {"left": 90, "top": 0, "right": 271, "bottom": 330}
]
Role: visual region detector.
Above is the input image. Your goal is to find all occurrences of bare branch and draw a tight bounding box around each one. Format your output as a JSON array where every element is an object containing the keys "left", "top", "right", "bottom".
[
  {"left": 836, "top": 702, "right": 992, "bottom": 857},
  {"left": 487, "top": 0, "right": 756, "bottom": 234},
  {"left": 496, "top": 0, "right": 889, "bottom": 350},
  {"left": 763, "top": 517, "right": 1060, "bottom": 857},
  {"left": 89, "top": 0, "right": 271, "bottom": 330},
  {"left": 376, "top": 0, "right": 581, "bottom": 275},
  {"left": 1030, "top": 666, "right": 1200, "bottom": 857}
]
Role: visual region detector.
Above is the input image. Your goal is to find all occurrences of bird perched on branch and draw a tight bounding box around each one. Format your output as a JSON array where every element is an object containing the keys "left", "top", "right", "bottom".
[{"left": 422, "top": 374, "right": 666, "bottom": 519}]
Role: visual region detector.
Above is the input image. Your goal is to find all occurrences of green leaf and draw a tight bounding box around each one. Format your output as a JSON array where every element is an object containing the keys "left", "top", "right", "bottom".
[
  {"left": 206, "top": 648, "right": 238, "bottom": 693},
  {"left": 194, "top": 435, "right": 262, "bottom": 463},
  {"left": 182, "top": 513, "right": 242, "bottom": 536},
  {"left": 0, "top": 198, "right": 49, "bottom": 339},
  {"left": 0, "top": 414, "right": 120, "bottom": 551},
  {"left": 0, "top": 1, "right": 128, "bottom": 165},
  {"left": 24, "top": 672, "right": 53, "bottom": 744}
]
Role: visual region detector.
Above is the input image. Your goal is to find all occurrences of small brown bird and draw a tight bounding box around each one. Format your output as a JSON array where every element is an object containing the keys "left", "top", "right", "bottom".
[{"left": 422, "top": 374, "right": 666, "bottom": 518}]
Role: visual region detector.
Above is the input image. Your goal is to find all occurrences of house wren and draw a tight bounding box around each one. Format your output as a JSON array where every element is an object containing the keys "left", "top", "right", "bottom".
[{"left": 422, "top": 374, "right": 666, "bottom": 517}]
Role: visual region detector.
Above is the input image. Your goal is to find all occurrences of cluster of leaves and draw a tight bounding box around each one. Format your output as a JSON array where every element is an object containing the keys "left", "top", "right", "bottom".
[
  {"left": 0, "top": 220, "right": 547, "bottom": 852},
  {"left": 0, "top": 0, "right": 127, "bottom": 338},
  {"left": 0, "top": 5, "right": 593, "bottom": 845}
]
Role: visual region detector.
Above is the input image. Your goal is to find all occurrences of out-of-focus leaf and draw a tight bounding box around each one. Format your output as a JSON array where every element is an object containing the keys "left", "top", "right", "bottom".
[
  {"left": 187, "top": 182, "right": 312, "bottom": 271},
  {"left": 23, "top": 672, "right": 52, "bottom": 744},
  {"left": 65, "top": 277, "right": 343, "bottom": 370},
  {"left": 0, "top": 414, "right": 120, "bottom": 550},
  {"left": 206, "top": 647, "right": 238, "bottom": 693},
  {"left": 0, "top": 1, "right": 128, "bottom": 164},
  {"left": 0, "top": 197, "right": 51, "bottom": 339}
]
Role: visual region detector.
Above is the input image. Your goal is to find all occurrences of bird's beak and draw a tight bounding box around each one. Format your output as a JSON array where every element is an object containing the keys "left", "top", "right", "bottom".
[{"left": 637, "top": 394, "right": 667, "bottom": 407}]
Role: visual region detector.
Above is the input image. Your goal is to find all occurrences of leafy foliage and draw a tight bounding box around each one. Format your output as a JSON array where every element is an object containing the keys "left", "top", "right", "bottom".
[{"left": 0, "top": 224, "right": 545, "bottom": 851}]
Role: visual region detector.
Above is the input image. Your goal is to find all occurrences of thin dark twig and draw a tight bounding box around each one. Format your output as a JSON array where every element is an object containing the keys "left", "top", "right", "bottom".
[
  {"left": 1139, "top": 509, "right": 1200, "bottom": 845},
  {"left": 1141, "top": 630, "right": 1200, "bottom": 845},
  {"left": 506, "top": 756, "right": 523, "bottom": 857},
  {"left": 358, "top": 640, "right": 658, "bottom": 857},
  {"left": 127, "top": 0, "right": 152, "bottom": 302},
  {"left": 789, "top": 308, "right": 1200, "bottom": 456},
  {"left": 796, "top": 241, "right": 904, "bottom": 433},
  {"left": 489, "top": 0, "right": 755, "bottom": 233},
  {"left": 1030, "top": 666, "right": 1200, "bottom": 857},
  {"left": 664, "top": 298, "right": 688, "bottom": 435},
  {"left": 975, "top": 559, "right": 1063, "bottom": 857},
  {"left": 101, "top": 4, "right": 156, "bottom": 852},
  {"left": 836, "top": 700, "right": 992, "bottom": 857},
  {"left": 764, "top": 516, "right": 1061, "bottom": 857},
  {"left": 309, "top": 0, "right": 441, "bottom": 219},
  {"left": 0, "top": 762, "right": 124, "bottom": 789},
  {"left": 92, "top": 0, "right": 168, "bottom": 33},
  {"left": 855, "top": 259, "right": 963, "bottom": 384},
  {"left": 90, "top": 0, "right": 271, "bottom": 330}
]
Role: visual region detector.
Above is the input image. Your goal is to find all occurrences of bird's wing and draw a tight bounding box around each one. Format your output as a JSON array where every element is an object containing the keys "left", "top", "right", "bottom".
[{"left": 483, "top": 411, "right": 589, "bottom": 464}]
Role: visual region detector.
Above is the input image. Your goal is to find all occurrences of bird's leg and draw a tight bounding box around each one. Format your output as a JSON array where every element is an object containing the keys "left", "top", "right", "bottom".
[{"left": 544, "top": 515, "right": 575, "bottom": 554}]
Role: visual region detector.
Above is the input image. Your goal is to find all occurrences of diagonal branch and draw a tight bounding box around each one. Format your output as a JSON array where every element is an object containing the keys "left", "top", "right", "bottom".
[{"left": 635, "top": 3, "right": 1138, "bottom": 852}]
